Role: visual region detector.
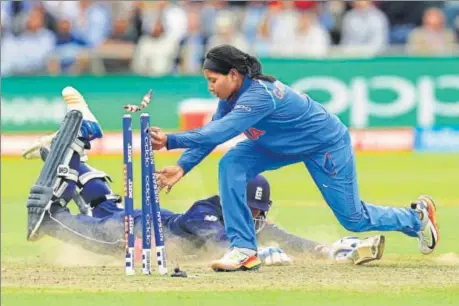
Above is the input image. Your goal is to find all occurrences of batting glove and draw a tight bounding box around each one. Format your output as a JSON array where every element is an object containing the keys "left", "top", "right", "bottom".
[{"left": 257, "top": 247, "right": 291, "bottom": 266}]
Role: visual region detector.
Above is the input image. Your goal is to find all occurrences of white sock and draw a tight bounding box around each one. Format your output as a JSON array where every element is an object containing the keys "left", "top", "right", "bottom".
[{"left": 236, "top": 247, "right": 256, "bottom": 257}]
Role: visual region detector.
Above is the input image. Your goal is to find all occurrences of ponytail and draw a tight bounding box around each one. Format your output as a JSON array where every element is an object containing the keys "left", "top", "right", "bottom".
[
  {"left": 203, "top": 45, "right": 277, "bottom": 83},
  {"left": 244, "top": 55, "right": 276, "bottom": 82}
]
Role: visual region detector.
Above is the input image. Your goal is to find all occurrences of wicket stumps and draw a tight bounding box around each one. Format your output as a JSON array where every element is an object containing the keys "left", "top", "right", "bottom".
[
  {"left": 123, "top": 115, "right": 135, "bottom": 276},
  {"left": 141, "top": 114, "right": 168, "bottom": 275},
  {"left": 123, "top": 113, "right": 167, "bottom": 276}
]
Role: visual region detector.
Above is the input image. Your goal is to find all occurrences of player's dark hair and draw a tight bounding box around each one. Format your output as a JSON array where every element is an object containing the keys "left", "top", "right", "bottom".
[{"left": 203, "top": 45, "right": 276, "bottom": 83}]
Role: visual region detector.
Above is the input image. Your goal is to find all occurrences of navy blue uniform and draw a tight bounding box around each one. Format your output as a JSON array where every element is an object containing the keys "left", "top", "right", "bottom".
[
  {"left": 42, "top": 185, "right": 319, "bottom": 256},
  {"left": 165, "top": 76, "right": 421, "bottom": 250}
]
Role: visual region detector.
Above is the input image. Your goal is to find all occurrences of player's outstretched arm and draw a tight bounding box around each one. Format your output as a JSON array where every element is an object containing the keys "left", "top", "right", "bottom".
[
  {"left": 155, "top": 165, "right": 185, "bottom": 193},
  {"left": 150, "top": 87, "right": 274, "bottom": 151},
  {"left": 153, "top": 100, "right": 229, "bottom": 193},
  {"left": 258, "top": 222, "right": 326, "bottom": 256}
]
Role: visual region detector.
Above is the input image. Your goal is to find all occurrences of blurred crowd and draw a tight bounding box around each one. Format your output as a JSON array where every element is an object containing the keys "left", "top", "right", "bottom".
[{"left": 1, "top": 0, "right": 458, "bottom": 76}]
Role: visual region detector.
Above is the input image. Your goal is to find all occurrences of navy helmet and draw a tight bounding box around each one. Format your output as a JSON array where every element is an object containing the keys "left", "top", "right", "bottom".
[{"left": 246, "top": 175, "right": 272, "bottom": 233}]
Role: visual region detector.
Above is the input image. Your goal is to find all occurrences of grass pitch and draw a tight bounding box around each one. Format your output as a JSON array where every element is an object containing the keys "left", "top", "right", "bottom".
[{"left": 2, "top": 153, "right": 459, "bottom": 306}]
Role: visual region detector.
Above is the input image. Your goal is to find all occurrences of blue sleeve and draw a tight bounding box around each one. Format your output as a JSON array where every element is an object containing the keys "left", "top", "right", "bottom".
[
  {"left": 177, "top": 147, "right": 214, "bottom": 174},
  {"left": 183, "top": 219, "right": 228, "bottom": 244},
  {"left": 167, "top": 86, "right": 275, "bottom": 150},
  {"left": 175, "top": 100, "right": 228, "bottom": 174}
]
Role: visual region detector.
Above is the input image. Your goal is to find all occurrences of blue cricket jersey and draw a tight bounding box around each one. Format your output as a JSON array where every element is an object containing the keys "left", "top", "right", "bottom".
[
  {"left": 160, "top": 196, "right": 227, "bottom": 247},
  {"left": 167, "top": 76, "right": 347, "bottom": 174}
]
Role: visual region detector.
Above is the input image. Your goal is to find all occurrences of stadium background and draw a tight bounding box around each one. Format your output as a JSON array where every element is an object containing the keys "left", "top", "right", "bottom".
[{"left": 1, "top": 1, "right": 459, "bottom": 306}]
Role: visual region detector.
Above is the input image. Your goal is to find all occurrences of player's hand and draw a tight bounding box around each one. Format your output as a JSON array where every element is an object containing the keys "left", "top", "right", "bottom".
[
  {"left": 257, "top": 247, "right": 291, "bottom": 266},
  {"left": 155, "top": 165, "right": 184, "bottom": 193},
  {"left": 150, "top": 127, "right": 167, "bottom": 150},
  {"left": 328, "top": 236, "right": 360, "bottom": 263}
]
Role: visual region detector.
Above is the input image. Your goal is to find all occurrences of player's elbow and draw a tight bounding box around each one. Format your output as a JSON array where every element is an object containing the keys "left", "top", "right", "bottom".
[{"left": 204, "top": 137, "right": 224, "bottom": 147}]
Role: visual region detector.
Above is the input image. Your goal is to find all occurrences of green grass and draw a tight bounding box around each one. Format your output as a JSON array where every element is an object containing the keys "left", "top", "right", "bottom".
[
  {"left": 3, "top": 287, "right": 459, "bottom": 306},
  {"left": 2, "top": 153, "right": 459, "bottom": 305}
]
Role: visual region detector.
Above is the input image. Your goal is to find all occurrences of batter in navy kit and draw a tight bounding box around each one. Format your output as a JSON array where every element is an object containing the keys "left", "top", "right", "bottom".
[{"left": 31, "top": 151, "right": 324, "bottom": 265}]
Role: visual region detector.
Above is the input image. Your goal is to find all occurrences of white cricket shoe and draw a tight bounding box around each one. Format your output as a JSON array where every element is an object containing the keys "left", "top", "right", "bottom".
[
  {"left": 412, "top": 195, "right": 439, "bottom": 255},
  {"left": 62, "top": 86, "right": 103, "bottom": 141},
  {"left": 22, "top": 87, "right": 102, "bottom": 161},
  {"left": 211, "top": 248, "right": 261, "bottom": 272}
]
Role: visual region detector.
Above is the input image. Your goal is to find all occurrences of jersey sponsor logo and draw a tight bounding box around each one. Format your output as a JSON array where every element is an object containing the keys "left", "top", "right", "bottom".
[
  {"left": 255, "top": 187, "right": 263, "bottom": 200},
  {"left": 273, "top": 81, "right": 286, "bottom": 99},
  {"left": 204, "top": 215, "right": 218, "bottom": 222},
  {"left": 234, "top": 104, "right": 252, "bottom": 112},
  {"left": 244, "top": 127, "right": 265, "bottom": 140}
]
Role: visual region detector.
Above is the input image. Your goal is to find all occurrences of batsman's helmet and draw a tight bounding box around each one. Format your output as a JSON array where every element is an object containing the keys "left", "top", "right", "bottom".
[{"left": 246, "top": 175, "right": 272, "bottom": 233}]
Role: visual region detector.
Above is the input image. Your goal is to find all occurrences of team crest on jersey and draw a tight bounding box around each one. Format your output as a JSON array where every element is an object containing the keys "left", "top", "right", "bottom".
[{"left": 204, "top": 215, "right": 218, "bottom": 222}]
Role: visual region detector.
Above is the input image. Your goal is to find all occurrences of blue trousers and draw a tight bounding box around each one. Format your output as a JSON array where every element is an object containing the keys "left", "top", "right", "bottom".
[{"left": 219, "top": 132, "right": 421, "bottom": 251}]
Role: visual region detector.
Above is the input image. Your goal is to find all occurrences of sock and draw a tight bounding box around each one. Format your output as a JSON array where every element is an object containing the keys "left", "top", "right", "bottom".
[{"left": 236, "top": 247, "right": 257, "bottom": 257}]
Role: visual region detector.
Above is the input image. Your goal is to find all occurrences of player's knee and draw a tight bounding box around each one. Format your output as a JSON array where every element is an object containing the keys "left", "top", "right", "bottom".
[
  {"left": 340, "top": 218, "right": 365, "bottom": 232},
  {"left": 335, "top": 210, "right": 365, "bottom": 232}
]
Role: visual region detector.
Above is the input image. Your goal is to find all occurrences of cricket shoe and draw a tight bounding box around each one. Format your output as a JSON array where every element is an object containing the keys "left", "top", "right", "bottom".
[
  {"left": 62, "top": 86, "right": 103, "bottom": 141},
  {"left": 411, "top": 195, "right": 439, "bottom": 254},
  {"left": 22, "top": 87, "right": 102, "bottom": 161},
  {"left": 211, "top": 248, "right": 261, "bottom": 272}
]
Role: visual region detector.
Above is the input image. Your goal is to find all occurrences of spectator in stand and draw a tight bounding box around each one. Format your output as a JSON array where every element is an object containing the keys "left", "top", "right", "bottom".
[
  {"left": 139, "top": 0, "right": 187, "bottom": 43},
  {"left": 444, "top": 1, "right": 459, "bottom": 40},
  {"left": 131, "top": 10, "right": 176, "bottom": 75},
  {"left": 71, "top": 1, "right": 111, "bottom": 47},
  {"left": 200, "top": 0, "right": 229, "bottom": 38},
  {"left": 257, "top": 1, "right": 300, "bottom": 56},
  {"left": 95, "top": 12, "right": 139, "bottom": 74},
  {"left": 324, "top": 1, "right": 347, "bottom": 44},
  {"left": 312, "top": 2, "right": 335, "bottom": 33},
  {"left": 379, "top": 1, "right": 440, "bottom": 44},
  {"left": 47, "top": 17, "right": 89, "bottom": 75},
  {"left": 1, "top": 23, "right": 19, "bottom": 76},
  {"left": 206, "top": 11, "right": 250, "bottom": 54},
  {"left": 1, "top": 0, "right": 41, "bottom": 35},
  {"left": 110, "top": 1, "right": 138, "bottom": 26},
  {"left": 294, "top": 11, "right": 331, "bottom": 58},
  {"left": 241, "top": 1, "right": 268, "bottom": 42},
  {"left": 173, "top": 9, "right": 208, "bottom": 75},
  {"left": 407, "top": 7, "right": 457, "bottom": 55},
  {"left": 1, "top": 1, "right": 13, "bottom": 33},
  {"left": 41, "top": 1, "right": 80, "bottom": 26},
  {"left": 6, "top": 7, "right": 56, "bottom": 75},
  {"left": 106, "top": 16, "right": 138, "bottom": 43},
  {"left": 340, "top": 0, "right": 389, "bottom": 56}
]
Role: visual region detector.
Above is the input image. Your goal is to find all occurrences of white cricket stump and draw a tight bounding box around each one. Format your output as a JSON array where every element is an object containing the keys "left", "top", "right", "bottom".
[
  {"left": 142, "top": 249, "right": 152, "bottom": 275},
  {"left": 125, "top": 247, "right": 135, "bottom": 276}
]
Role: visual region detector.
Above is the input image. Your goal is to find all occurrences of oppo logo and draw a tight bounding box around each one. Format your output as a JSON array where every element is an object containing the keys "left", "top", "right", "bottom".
[{"left": 291, "top": 75, "right": 459, "bottom": 128}]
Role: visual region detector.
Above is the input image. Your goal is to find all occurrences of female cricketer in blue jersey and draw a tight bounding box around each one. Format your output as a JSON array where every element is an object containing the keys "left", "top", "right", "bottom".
[{"left": 150, "top": 44, "right": 439, "bottom": 272}]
